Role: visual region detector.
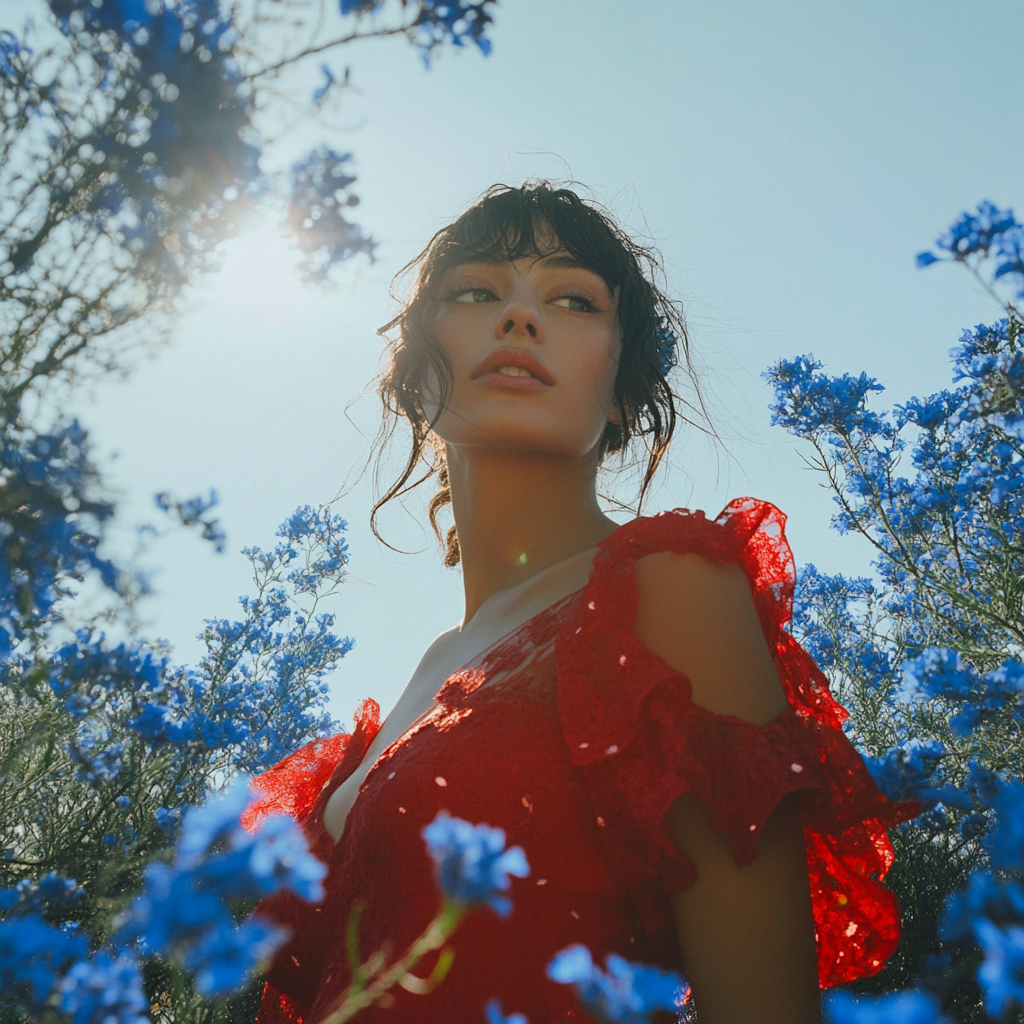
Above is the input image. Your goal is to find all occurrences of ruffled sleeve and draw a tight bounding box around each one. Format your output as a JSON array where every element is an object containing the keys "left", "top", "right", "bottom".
[
  {"left": 555, "top": 498, "right": 918, "bottom": 988},
  {"left": 243, "top": 698, "right": 381, "bottom": 1023}
]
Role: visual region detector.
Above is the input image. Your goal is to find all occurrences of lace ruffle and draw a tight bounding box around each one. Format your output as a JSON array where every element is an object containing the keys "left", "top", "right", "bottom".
[
  {"left": 245, "top": 698, "right": 381, "bottom": 1021},
  {"left": 556, "top": 498, "right": 918, "bottom": 986}
]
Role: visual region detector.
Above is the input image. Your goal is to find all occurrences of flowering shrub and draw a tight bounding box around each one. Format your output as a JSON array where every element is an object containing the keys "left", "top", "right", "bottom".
[
  {"left": 0, "top": 0, "right": 497, "bottom": 407},
  {"left": 0, "top": 490, "right": 355, "bottom": 1021},
  {"left": 0, "top": 3, "right": 503, "bottom": 1018},
  {"left": 768, "top": 202, "right": 1024, "bottom": 1022}
]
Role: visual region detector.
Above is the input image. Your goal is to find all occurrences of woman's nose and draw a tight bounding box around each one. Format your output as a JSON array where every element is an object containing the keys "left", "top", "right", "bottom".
[
  {"left": 497, "top": 307, "right": 544, "bottom": 344},
  {"left": 496, "top": 295, "right": 542, "bottom": 342}
]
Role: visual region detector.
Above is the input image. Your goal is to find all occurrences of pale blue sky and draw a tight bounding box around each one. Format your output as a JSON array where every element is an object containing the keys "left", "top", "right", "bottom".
[{"left": 66, "top": 0, "right": 1024, "bottom": 723}]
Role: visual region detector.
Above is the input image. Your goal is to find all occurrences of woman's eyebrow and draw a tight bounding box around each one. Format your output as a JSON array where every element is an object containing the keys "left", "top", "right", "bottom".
[{"left": 539, "top": 255, "right": 614, "bottom": 295}]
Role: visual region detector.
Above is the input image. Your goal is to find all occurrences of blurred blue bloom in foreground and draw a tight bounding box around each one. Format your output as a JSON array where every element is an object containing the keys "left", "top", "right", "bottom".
[
  {"left": 422, "top": 811, "right": 529, "bottom": 916},
  {"left": 485, "top": 998, "right": 529, "bottom": 1024},
  {"left": 974, "top": 919, "right": 1024, "bottom": 1018},
  {"left": 826, "top": 989, "right": 945, "bottom": 1024},
  {"left": 547, "top": 944, "right": 686, "bottom": 1023},
  {"left": 57, "top": 951, "right": 149, "bottom": 1024},
  {"left": 118, "top": 778, "right": 326, "bottom": 996},
  {"left": 863, "top": 739, "right": 971, "bottom": 812}
]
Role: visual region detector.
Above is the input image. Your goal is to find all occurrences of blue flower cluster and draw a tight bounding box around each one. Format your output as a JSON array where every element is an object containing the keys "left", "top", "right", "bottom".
[
  {"left": 1, "top": 0, "right": 259, "bottom": 317},
  {"left": 766, "top": 320, "right": 1024, "bottom": 637},
  {"left": 0, "top": 780, "right": 325, "bottom": 1016},
  {"left": 0, "top": 419, "right": 118, "bottom": 658},
  {"left": 0, "top": 912, "right": 89, "bottom": 1013},
  {"left": 118, "top": 778, "right": 325, "bottom": 996},
  {"left": 57, "top": 952, "right": 149, "bottom": 1024},
  {"left": 422, "top": 811, "right": 530, "bottom": 917},
  {"left": 198, "top": 505, "right": 354, "bottom": 772},
  {"left": 285, "top": 147, "right": 375, "bottom": 283},
  {"left": 653, "top": 316, "right": 679, "bottom": 377},
  {"left": 42, "top": 504, "right": 352, "bottom": 797},
  {"left": 154, "top": 490, "right": 226, "bottom": 552},
  {"left": 863, "top": 739, "right": 971, "bottom": 813},
  {"left": 547, "top": 944, "right": 687, "bottom": 1023},
  {"left": 485, "top": 999, "right": 529, "bottom": 1024},
  {"left": 765, "top": 354, "right": 887, "bottom": 444},
  {"left": 901, "top": 648, "right": 1024, "bottom": 739},
  {"left": 0, "top": 876, "right": 147, "bottom": 1022},
  {"left": 0, "top": 484, "right": 353, "bottom": 1018},
  {"left": 827, "top": 783, "right": 1024, "bottom": 1023},
  {"left": 45, "top": 0, "right": 260, "bottom": 277},
  {"left": 916, "top": 202, "right": 1024, "bottom": 298},
  {"left": 827, "top": 989, "right": 946, "bottom": 1024},
  {"left": 774, "top": 202, "right": 1024, "bottom": 1021},
  {"left": 339, "top": 0, "right": 497, "bottom": 64},
  {"left": 412, "top": 0, "right": 497, "bottom": 63}
]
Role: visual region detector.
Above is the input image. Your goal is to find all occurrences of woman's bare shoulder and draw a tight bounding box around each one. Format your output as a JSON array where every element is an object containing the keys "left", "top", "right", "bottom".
[{"left": 632, "top": 551, "right": 787, "bottom": 724}]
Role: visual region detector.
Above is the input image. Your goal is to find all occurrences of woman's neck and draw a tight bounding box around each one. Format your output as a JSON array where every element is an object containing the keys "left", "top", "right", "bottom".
[{"left": 446, "top": 445, "right": 620, "bottom": 623}]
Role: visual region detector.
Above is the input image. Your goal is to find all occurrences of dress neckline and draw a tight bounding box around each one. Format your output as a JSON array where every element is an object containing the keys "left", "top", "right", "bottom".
[{"left": 454, "top": 523, "right": 627, "bottom": 640}]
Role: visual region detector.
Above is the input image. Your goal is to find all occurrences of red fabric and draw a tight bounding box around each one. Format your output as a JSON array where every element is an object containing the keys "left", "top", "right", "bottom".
[{"left": 246, "top": 500, "right": 917, "bottom": 1023}]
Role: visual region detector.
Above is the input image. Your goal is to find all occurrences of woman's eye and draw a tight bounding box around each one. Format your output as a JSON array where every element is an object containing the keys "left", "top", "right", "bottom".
[
  {"left": 552, "top": 294, "right": 597, "bottom": 313},
  {"left": 451, "top": 287, "right": 496, "bottom": 303}
]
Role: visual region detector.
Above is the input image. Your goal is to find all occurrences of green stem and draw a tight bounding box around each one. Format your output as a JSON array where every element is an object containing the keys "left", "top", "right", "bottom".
[{"left": 319, "top": 902, "right": 465, "bottom": 1024}]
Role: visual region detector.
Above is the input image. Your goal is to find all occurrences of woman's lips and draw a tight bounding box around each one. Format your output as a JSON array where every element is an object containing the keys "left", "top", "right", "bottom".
[
  {"left": 473, "top": 368, "right": 552, "bottom": 390},
  {"left": 471, "top": 348, "right": 554, "bottom": 388}
]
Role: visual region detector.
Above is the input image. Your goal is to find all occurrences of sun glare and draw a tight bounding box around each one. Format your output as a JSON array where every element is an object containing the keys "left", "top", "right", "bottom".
[{"left": 206, "top": 224, "right": 310, "bottom": 320}]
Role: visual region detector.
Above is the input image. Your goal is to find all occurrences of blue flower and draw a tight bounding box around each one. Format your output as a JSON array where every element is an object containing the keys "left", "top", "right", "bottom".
[
  {"left": 975, "top": 919, "right": 1024, "bottom": 1018},
  {"left": 547, "top": 944, "right": 686, "bottom": 1023},
  {"left": 285, "top": 149, "right": 374, "bottom": 282},
  {"left": 899, "top": 648, "right": 975, "bottom": 702},
  {"left": 825, "top": 989, "right": 944, "bottom": 1024},
  {"left": 117, "top": 778, "right": 324, "bottom": 996},
  {"left": 189, "top": 915, "right": 285, "bottom": 996},
  {"left": 155, "top": 490, "right": 225, "bottom": 552},
  {"left": 900, "top": 649, "right": 1024, "bottom": 738},
  {"left": 174, "top": 777, "right": 252, "bottom": 867},
  {"left": 764, "top": 355, "right": 885, "bottom": 442},
  {"left": 987, "top": 782, "right": 1024, "bottom": 872},
  {"left": 0, "top": 913, "right": 88, "bottom": 1007},
  {"left": 421, "top": 810, "right": 529, "bottom": 916},
  {"left": 155, "top": 806, "right": 179, "bottom": 832},
  {"left": 863, "top": 739, "right": 971, "bottom": 812},
  {"left": 932, "top": 201, "right": 1021, "bottom": 261},
  {"left": 413, "top": 0, "right": 497, "bottom": 64},
  {"left": 485, "top": 998, "right": 529, "bottom": 1024},
  {"left": 58, "top": 951, "right": 149, "bottom": 1024},
  {"left": 0, "top": 420, "right": 118, "bottom": 652},
  {"left": 941, "top": 871, "right": 1024, "bottom": 944},
  {"left": 959, "top": 812, "right": 989, "bottom": 841},
  {"left": 653, "top": 316, "right": 678, "bottom": 376}
]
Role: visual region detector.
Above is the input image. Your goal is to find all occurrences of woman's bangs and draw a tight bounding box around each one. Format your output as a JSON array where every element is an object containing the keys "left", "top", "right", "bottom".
[{"left": 428, "top": 190, "right": 627, "bottom": 293}]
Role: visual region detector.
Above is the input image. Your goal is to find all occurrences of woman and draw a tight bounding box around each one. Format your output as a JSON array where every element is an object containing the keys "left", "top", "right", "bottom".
[{"left": 247, "top": 184, "right": 915, "bottom": 1024}]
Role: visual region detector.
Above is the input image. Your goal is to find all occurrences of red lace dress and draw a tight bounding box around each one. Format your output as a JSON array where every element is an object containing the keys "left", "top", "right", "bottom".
[{"left": 244, "top": 500, "right": 917, "bottom": 1024}]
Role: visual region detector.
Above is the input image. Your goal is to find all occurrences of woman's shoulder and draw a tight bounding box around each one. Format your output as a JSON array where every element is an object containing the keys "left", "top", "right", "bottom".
[
  {"left": 601, "top": 498, "right": 792, "bottom": 570},
  {"left": 592, "top": 498, "right": 796, "bottom": 645},
  {"left": 575, "top": 499, "right": 792, "bottom": 725},
  {"left": 631, "top": 545, "right": 790, "bottom": 725}
]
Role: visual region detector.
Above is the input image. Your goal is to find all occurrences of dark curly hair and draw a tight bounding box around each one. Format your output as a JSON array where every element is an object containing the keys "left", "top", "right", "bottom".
[{"left": 372, "top": 182, "right": 704, "bottom": 566}]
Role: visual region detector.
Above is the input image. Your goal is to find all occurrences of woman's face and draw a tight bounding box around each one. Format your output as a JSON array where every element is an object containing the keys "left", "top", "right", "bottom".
[{"left": 426, "top": 247, "right": 622, "bottom": 462}]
